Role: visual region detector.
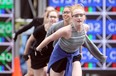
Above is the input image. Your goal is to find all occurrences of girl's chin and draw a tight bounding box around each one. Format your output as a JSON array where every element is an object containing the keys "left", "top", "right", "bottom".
[
  {"left": 51, "top": 21, "right": 55, "bottom": 23},
  {"left": 76, "top": 23, "right": 83, "bottom": 26}
]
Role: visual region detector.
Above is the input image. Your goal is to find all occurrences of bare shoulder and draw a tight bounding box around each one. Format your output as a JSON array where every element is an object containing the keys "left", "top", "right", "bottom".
[
  {"left": 61, "top": 25, "right": 71, "bottom": 33},
  {"left": 50, "top": 25, "right": 71, "bottom": 39},
  {"left": 61, "top": 25, "right": 72, "bottom": 38}
]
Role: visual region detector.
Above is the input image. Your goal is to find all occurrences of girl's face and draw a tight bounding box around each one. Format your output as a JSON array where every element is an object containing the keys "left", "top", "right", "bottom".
[
  {"left": 62, "top": 7, "right": 72, "bottom": 22},
  {"left": 48, "top": 11, "right": 59, "bottom": 24},
  {"left": 72, "top": 8, "right": 85, "bottom": 26}
]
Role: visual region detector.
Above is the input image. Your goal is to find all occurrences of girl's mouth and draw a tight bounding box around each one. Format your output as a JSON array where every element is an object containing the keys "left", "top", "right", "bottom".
[{"left": 77, "top": 20, "right": 81, "bottom": 22}]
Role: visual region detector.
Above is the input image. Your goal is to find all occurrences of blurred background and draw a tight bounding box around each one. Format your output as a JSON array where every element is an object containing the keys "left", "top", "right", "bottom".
[{"left": 0, "top": 0, "right": 116, "bottom": 76}]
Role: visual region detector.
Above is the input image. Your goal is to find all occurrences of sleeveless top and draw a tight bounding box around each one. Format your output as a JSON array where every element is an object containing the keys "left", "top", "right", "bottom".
[
  {"left": 46, "top": 20, "right": 64, "bottom": 46},
  {"left": 59, "top": 24, "right": 86, "bottom": 53}
]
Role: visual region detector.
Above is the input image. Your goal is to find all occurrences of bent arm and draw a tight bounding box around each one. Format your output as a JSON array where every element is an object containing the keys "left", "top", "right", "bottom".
[
  {"left": 36, "top": 28, "right": 66, "bottom": 51},
  {"left": 24, "top": 34, "right": 36, "bottom": 55},
  {"left": 15, "top": 22, "right": 34, "bottom": 35}
]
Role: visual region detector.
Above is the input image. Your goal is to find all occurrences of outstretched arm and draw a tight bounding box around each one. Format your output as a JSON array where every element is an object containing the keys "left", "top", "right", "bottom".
[
  {"left": 13, "top": 22, "right": 34, "bottom": 41},
  {"left": 83, "top": 35, "right": 106, "bottom": 63},
  {"left": 36, "top": 27, "right": 67, "bottom": 51},
  {"left": 13, "top": 18, "right": 43, "bottom": 41}
]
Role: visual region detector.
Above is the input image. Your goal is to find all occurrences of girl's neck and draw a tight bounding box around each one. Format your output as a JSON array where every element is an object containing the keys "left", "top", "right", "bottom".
[
  {"left": 73, "top": 24, "right": 83, "bottom": 32},
  {"left": 64, "top": 20, "right": 71, "bottom": 26},
  {"left": 44, "top": 22, "right": 52, "bottom": 32}
]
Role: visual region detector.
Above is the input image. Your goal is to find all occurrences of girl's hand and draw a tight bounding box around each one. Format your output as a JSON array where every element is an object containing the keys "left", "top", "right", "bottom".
[{"left": 22, "top": 54, "right": 29, "bottom": 61}]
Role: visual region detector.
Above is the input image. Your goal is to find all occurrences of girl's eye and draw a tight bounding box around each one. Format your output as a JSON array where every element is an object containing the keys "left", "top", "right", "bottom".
[
  {"left": 63, "top": 11, "right": 70, "bottom": 14},
  {"left": 50, "top": 16, "right": 57, "bottom": 18},
  {"left": 73, "top": 14, "right": 85, "bottom": 17}
]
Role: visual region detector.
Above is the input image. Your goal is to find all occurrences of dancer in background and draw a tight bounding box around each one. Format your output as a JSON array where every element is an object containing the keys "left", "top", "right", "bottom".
[
  {"left": 13, "top": 6, "right": 55, "bottom": 76},
  {"left": 36, "top": 4, "right": 106, "bottom": 76},
  {"left": 23, "top": 10, "right": 59, "bottom": 76},
  {"left": 13, "top": 6, "right": 55, "bottom": 41}
]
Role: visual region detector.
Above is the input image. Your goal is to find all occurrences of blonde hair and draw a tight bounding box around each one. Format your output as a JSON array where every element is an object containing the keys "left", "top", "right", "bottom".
[
  {"left": 46, "top": 10, "right": 59, "bottom": 18},
  {"left": 64, "top": 6, "right": 72, "bottom": 11},
  {"left": 44, "top": 10, "right": 59, "bottom": 24},
  {"left": 63, "top": 6, "right": 72, "bottom": 15},
  {"left": 71, "top": 4, "right": 85, "bottom": 13},
  {"left": 43, "top": 6, "right": 55, "bottom": 24},
  {"left": 71, "top": 4, "right": 86, "bottom": 20},
  {"left": 45, "top": 6, "right": 55, "bottom": 12}
]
